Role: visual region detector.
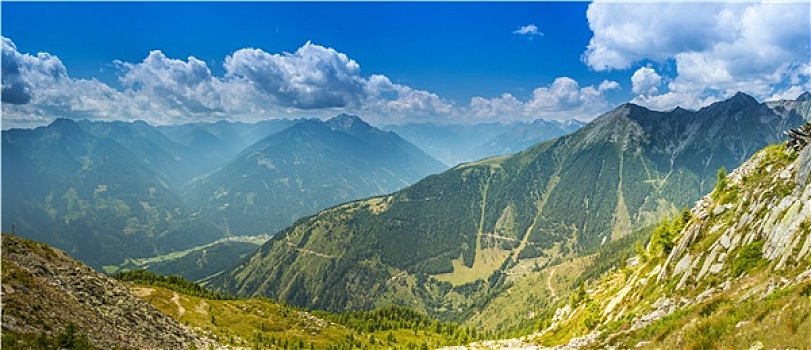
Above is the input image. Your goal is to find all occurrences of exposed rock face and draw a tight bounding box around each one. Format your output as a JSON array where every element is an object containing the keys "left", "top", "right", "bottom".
[
  {"left": 785, "top": 122, "right": 811, "bottom": 153},
  {"left": 661, "top": 142, "right": 811, "bottom": 283},
  {"left": 1, "top": 234, "right": 215, "bottom": 349}
]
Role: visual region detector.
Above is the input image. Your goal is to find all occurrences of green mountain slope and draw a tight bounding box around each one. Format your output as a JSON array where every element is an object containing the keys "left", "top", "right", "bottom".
[
  {"left": 210, "top": 93, "right": 805, "bottom": 319},
  {"left": 116, "top": 270, "right": 486, "bottom": 350}
]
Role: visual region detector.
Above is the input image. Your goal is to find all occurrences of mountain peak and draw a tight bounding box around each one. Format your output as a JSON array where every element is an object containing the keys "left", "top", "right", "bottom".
[
  {"left": 730, "top": 91, "right": 758, "bottom": 103},
  {"left": 702, "top": 91, "right": 760, "bottom": 113},
  {"left": 326, "top": 113, "right": 372, "bottom": 132},
  {"left": 46, "top": 117, "right": 84, "bottom": 135},
  {"left": 49, "top": 117, "right": 78, "bottom": 128},
  {"left": 796, "top": 91, "right": 811, "bottom": 102}
]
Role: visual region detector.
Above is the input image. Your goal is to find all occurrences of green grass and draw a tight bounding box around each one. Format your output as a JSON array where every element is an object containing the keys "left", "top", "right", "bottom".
[
  {"left": 730, "top": 241, "right": 767, "bottom": 277},
  {"left": 433, "top": 247, "right": 511, "bottom": 286},
  {"left": 126, "top": 280, "right": 481, "bottom": 349}
]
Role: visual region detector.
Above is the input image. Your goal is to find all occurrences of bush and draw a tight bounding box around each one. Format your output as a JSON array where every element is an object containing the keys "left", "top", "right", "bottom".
[{"left": 730, "top": 241, "right": 767, "bottom": 277}]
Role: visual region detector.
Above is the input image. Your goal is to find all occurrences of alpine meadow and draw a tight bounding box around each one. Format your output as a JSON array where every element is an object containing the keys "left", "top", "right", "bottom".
[{"left": 2, "top": 2, "right": 811, "bottom": 349}]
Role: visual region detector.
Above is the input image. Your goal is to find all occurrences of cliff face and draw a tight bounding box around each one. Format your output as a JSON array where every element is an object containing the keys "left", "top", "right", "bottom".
[{"left": 1, "top": 234, "right": 214, "bottom": 349}]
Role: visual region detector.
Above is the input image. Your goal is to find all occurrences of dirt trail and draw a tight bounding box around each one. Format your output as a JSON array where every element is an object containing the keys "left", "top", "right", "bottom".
[
  {"left": 547, "top": 267, "right": 557, "bottom": 299},
  {"left": 130, "top": 287, "right": 155, "bottom": 298},
  {"left": 196, "top": 300, "right": 209, "bottom": 316},
  {"left": 171, "top": 292, "right": 185, "bottom": 317},
  {"left": 285, "top": 241, "right": 336, "bottom": 259}
]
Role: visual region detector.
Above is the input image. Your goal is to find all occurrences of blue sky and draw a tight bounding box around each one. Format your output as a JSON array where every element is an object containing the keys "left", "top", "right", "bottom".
[{"left": 2, "top": 2, "right": 809, "bottom": 128}]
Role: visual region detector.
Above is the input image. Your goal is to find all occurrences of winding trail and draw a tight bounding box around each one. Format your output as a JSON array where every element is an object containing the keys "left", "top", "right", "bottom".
[
  {"left": 285, "top": 241, "right": 336, "bottom": 259},
  {"left": 547, "top": 267, "right": 557, "bottom": 299},
  {"left": 171, "top": 292, "right": 185, "bottom": 318}
]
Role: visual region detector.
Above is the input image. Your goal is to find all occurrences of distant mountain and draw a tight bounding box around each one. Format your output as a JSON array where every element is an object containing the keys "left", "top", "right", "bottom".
[
  {"left": 186, "top": 114, "right": 448, "bottom": 236},
  {"left": 385, "top": 119, "right": 584, "bottom": 165},
  {"left": 156, "top": 119, "right": 299, "bottom": 177},
  {"left": 383, "top": 122, "right": 506, "bottom": 165},
  {"left": 767, "top": 91, "right": 811, "bottom": 121},
  {"left": 75, "top": 119, "right": 193, "bottom": 186},
  {"left": 466, "top": 119, "right": 585, "bottom": 162},
  {"left": 1, "top": 118, "right": 222, "bottom": 269},
  {"left": 2, "top": 114, "right": 443, "bottom": 272},
  {"left": 210, "top": 92, "right": 805, "bottom": 319}
]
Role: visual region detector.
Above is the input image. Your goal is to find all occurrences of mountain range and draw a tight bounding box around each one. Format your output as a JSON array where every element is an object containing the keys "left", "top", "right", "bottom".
[
  {"left": 3, "top": 91, "right": 810, "bottom": 350},
  {"left": 209, "top": 92, "right": 808, "bottom": 321},
  {"left": 4, "top": 114, "right": 809, "bottom": 350},
  {"left": 1, "top": 115, "right": 445, "bottom": 270}
]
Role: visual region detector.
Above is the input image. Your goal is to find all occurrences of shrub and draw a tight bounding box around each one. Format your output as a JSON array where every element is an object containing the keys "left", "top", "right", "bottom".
[{"left": 730, "top": 241, "right": 767, "bottom": 277}]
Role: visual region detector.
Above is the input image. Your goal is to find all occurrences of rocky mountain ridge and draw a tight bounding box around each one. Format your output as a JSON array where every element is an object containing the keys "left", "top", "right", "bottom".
[{"left": 1, "top": 234, "right": 219, "bottom": 349}]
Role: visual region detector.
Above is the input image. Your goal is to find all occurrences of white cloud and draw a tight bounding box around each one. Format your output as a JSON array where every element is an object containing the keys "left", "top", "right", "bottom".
[
  {"left": 513, "top": 24, "right": 543, "bottom": 37},
  {"left": 224, "top": 42, "right": 366, "bottom": 109},
  {"left": 2, "top": 36, "right": 68, "bottom": 105},
  {"left": 468, "top": 77, "right": 619, "bottom": 121},
  {"left": 1, "top": 37, "right": 463, "bottom": 127},
  {"left": 585, "top": 1, "right": 810, "bottom": 110},
  {"left": 1, "top": 36, "right": 137, "bottom": 126},
  {"left": 362, "top": 74, "right": 455, "bottom": 124},
  {"left": 768, "top": 85, "right": 809, "bottom": 102},
  {"left": 631, "top": 91, "right": 718, "bottom": 112},
  {"left": 117, "top": 50, "right": 226, "bottom": 116},
  {"left": 630, "top": 66, "right": 662, "bottom": 95}
]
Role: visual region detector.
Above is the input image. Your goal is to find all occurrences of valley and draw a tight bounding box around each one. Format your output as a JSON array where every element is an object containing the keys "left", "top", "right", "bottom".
[
  {"left": 3, "top": 3, "right": 810, "bottom": 346},
  {"left": 3, "top": 96, "right": 810, "bottom": 348},
  {"left": 209, "top": 93, "right": 807, "bottom": 326}
]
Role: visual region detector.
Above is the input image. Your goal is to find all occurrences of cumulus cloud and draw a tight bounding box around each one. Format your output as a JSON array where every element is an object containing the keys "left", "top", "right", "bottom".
[
  {"left": 224, "top": 42, "right": 366, "bottom": 109},
  {"left": 2, "top": 37, "right": 66, "bottom": 105},
  {"left": 586, "top": 1, "right": 810, "bottom": 110},
  {"left": 513, "top": 24, "right": 543, "bottom": 37},
  {"left": 630, "top": 66, "right": 662, "bottom": 95},
  {"left": 362, "top": 74, "right": 454, "bottom": 124},
  {"left": 1, "top": 36, "right": 464, "bottom": 127},
  {"left": 468, "top": 77, "right": 619, "bottom": 121},
  {"left": 1, "top": 36, "right": 137, "bottom": 126},
  {"left": 117, "top": 50, "right": 226, "bottom": 116}
]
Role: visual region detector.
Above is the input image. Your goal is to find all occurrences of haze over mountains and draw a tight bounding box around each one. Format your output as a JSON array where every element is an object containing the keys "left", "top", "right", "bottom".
[
  {"left": 3, "top": 92, "right": 810, "bottom": 350},
  {"left": 385, "top": 119, "right": 585, "bottom": 166},
  {"left": 1, "top": 115, "right": 446, "bottom": 269},
  {"left": 210, "top": 92, "right": 808, "bottom": 319},
  {"left": 186, "top": 114, "right": 447, "bottom": 236}
]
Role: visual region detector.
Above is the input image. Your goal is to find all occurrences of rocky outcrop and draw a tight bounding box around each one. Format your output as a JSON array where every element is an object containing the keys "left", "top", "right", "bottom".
[
  {"left": 661, "top": 143, "right": 811, "bottom": 284},
  {"left": 1, "top": 234, "right": 216, "bottom": 349},
  {"left": 786, "top": 122, "right": 811, "bottom": 153}
]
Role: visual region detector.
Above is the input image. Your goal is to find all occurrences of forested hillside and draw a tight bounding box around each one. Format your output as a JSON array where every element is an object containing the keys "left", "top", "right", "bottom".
[{"left": 211, "top": 93, "right": 806, "bottom": 320}]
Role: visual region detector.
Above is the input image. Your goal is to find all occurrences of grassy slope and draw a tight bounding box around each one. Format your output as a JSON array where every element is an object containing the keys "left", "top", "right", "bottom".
[{"left": 127, "top": 282, "right": 482, "bottom": 349}]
